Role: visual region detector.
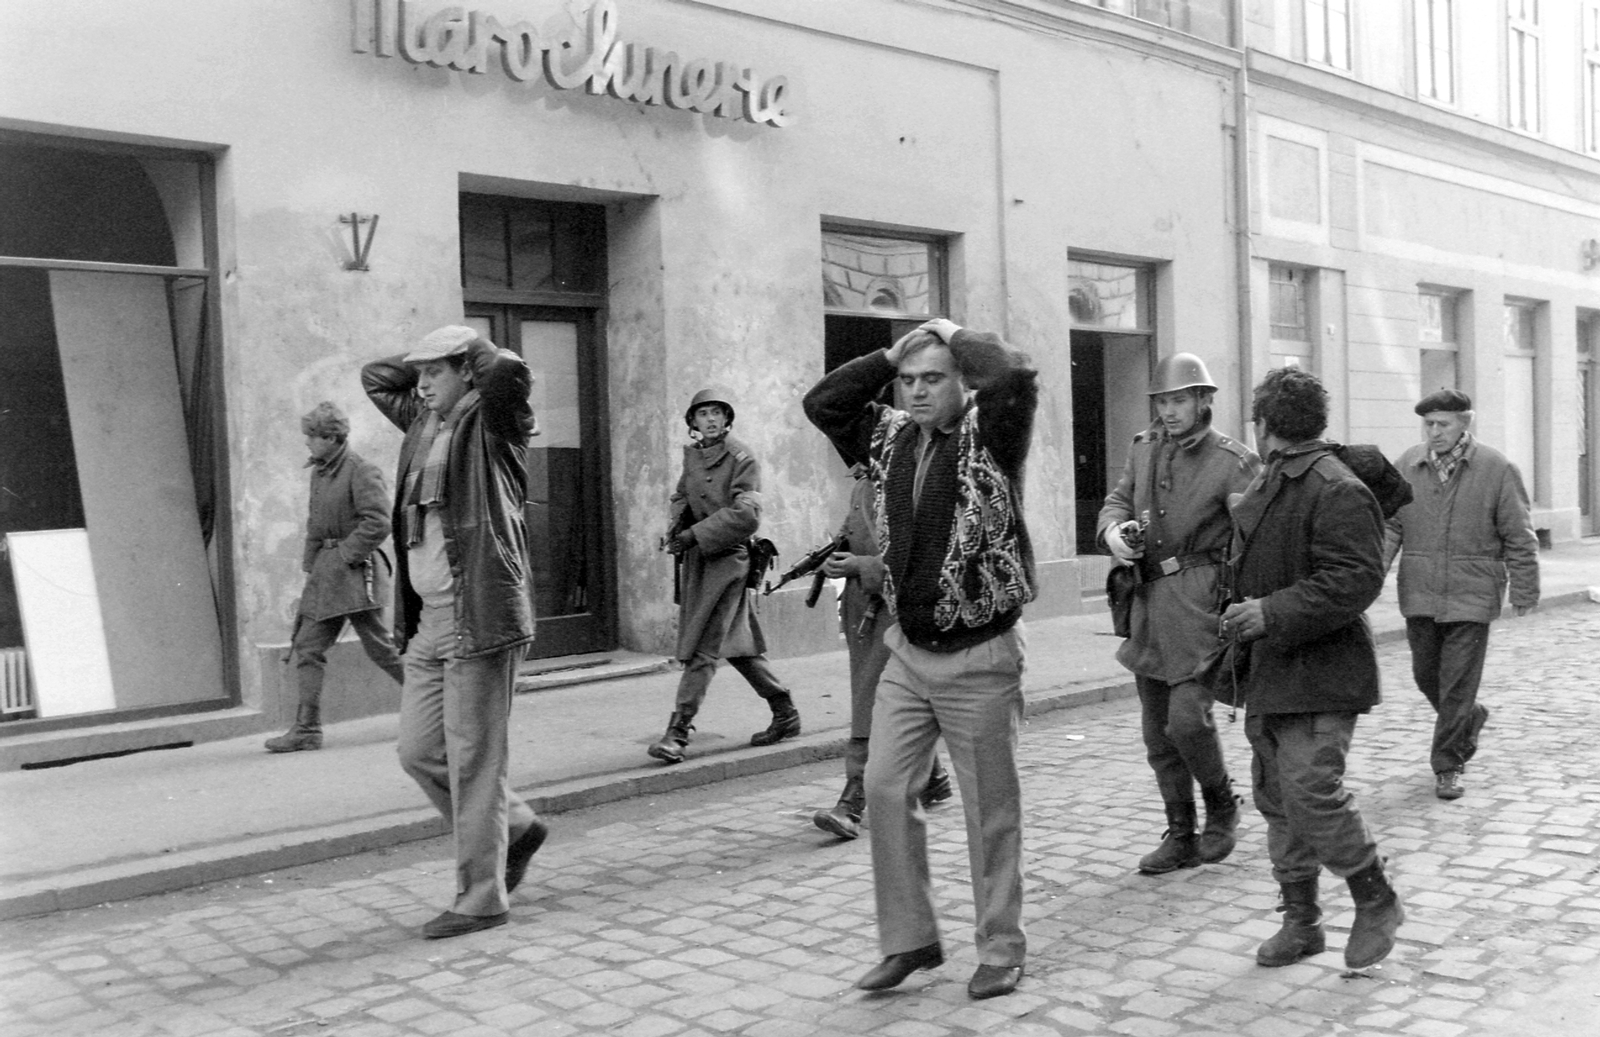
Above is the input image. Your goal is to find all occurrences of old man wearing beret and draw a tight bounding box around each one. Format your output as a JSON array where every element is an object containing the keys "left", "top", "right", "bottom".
[
  {"left": 1382, "top": 389, "right": 1539, "bottom": 800},
  {"left": 266, "top": 402, "right": 404, "bottom": 753}
]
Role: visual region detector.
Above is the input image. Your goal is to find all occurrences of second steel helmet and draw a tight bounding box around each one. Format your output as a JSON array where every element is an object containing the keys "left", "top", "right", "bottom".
[
  {"left": 1148, "top": 353, "right": 1218, "bottom": 396},
  {"left": 685, "top": 386, "right": 736, "bottom": 427}
]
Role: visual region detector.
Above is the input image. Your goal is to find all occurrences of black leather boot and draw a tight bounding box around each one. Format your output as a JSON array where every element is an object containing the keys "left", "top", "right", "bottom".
[
  {"left": 813, "top": 775, "right": 864, "bottom": 839},
  {"left": 647, "top": 709, "right": 695, "bottom": 764},
  {"left": 919, "top": 757, "right": 954, "bottom": 807},
  {"left": 1345, "top": 857, "right": 1405, "bottom": 968},
  {"left": 1137, "top": 801, "right": 1200, "bottom": 874},
  {"left": 1198, "top": 779, "right": 1242, "bottom": 863},
  {"left": 1256, "top": 876, "right": 1325, "bottom": 966},
  {"left": 265, "top": 704, "right": 323, "bottom": 753},
  {"left": 751, "top": 693, "right": 801, "bottom": 746}
]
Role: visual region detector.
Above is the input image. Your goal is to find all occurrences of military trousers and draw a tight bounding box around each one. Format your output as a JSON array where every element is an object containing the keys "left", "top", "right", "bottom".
[{"left": 1246, "top": 711, "right": 1379, "bottom": 884}]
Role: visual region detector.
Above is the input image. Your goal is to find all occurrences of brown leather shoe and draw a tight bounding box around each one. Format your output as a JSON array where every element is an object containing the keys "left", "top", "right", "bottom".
[
  {"left": 967, "top": 963, "right": 1024, "bottom": 999},
  {"left": 422, "top": 910, "right": 508, "bottom": 940}
]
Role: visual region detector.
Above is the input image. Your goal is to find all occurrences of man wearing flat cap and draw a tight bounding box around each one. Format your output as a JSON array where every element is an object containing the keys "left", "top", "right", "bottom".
[
  {"left": 266, "top": 402, "right": 405, "bottom": 753},
  {"left": 1383, "top": 388, "right": 1539, "bottom": 800},
  {"left": 363, "top": 325, "right": 547, "bottom": 939}
]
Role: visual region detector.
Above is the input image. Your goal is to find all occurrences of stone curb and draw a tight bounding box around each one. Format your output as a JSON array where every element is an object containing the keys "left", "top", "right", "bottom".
[{"left": 2, "top": 590, "right": 1588, "bottom": 922}]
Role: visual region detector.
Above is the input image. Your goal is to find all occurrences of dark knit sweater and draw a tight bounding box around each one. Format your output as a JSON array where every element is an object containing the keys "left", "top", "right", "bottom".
[{"left": 803, "top": 332, "right": 1039, "bottom": 652}]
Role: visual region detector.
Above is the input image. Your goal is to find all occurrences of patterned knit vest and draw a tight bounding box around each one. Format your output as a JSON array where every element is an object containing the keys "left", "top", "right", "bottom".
[{"left": 870, "top": 406, "right": 1035, "bottom": 637}]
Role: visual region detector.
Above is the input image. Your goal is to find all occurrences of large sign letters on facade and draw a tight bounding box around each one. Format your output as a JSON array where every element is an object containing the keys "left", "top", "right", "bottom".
[{"left": 350, "top": 0, "right": 795, "bottom": 127}]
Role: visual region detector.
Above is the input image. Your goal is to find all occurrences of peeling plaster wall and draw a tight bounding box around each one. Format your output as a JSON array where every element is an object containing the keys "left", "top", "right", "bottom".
[{"left": 0, "top": 0, "right": 1241, "bottom": 722}]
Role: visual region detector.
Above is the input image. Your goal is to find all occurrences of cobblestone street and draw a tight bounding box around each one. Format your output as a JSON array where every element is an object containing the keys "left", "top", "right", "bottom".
[{"left": 4, "top": 605, "right": 1598, "bottom": 1037}]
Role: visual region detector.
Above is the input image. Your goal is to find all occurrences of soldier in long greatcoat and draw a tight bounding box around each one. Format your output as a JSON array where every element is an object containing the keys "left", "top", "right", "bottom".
[
  {"left": 1098, "top": 354, "right": 1259, "bottom": 873},
  {"left": 648, "top": 387, "right": 800, "bottom": 763}
]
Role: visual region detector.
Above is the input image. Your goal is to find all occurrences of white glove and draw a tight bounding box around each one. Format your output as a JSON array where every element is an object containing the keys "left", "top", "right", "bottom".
[{"left": 1104, "top": 521, "right": 1143, "bottom": 564}]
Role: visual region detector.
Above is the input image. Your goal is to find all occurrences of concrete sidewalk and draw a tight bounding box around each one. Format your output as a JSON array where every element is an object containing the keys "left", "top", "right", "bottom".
[{"left": 4, "top": 542, "right": 1598, "bottom": 920}]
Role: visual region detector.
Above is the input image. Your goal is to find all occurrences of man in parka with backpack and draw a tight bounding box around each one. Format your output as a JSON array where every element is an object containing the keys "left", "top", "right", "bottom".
[{"left": 649, "top": 387, "right": 800, "bottom": 763}]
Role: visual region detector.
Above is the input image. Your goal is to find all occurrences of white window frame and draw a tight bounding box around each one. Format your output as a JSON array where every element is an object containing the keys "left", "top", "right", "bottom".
[
  {"left": 1306, "top": 0, "right": 1352, "bottom": 72},
  {"left": 1415, "top": 0, "right": 1455, "bottom": 105},
  {"left": 1507, "top": 0, "right": 1542, "bottom": 135}
]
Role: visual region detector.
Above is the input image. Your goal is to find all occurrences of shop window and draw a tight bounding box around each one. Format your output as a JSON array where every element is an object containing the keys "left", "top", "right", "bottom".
[
  {"left": 1418, "top": 287, "right": 1461, "bottom": 393},
  {"left": 1269, "top": 263, "right": 1314, "bottom": 370},
  {"left": 1502, "top": 298, "right": 1541, "bottom": 490},
  {"left": 821, "top": 228, "right": 947, "bottom": 373},
  {"left": 0, "top": 136, "right": 226, "bottom": 721},
  {"left": 1305, "top": 0, "right": 1351, "bottom": 71},
  {"left": 1508, "top": 0, "right": 1542, "bottom": 134},
  {"left": 1416, "top": 0, "right": 1454, "bottom": 104}
]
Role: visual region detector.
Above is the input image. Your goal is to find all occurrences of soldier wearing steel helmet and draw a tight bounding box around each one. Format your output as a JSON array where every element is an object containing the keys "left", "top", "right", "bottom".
[
  {"left": 1098, "top": 352, "right": 1260, "bottom": 876},
  {"left": 649, "top": 386, "right": 801, "bottom": 763}
]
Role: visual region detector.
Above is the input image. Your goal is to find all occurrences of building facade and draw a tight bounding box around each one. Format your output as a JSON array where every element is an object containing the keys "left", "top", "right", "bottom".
[{"left": 0, "top": 0, "right": 1593, "bottom": 766}]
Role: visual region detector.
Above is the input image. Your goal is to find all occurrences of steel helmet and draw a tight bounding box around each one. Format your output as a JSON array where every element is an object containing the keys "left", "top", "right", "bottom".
[
  {"left": 1148, "top": 353, "right": 1218, "bottom": 396},
  {"left": 685, "top": 386, "right": 736, "bottom": 427}
]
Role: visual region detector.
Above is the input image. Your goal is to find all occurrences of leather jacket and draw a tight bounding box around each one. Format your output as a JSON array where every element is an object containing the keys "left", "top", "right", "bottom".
[{"left": 362, "top": 342, "right": 537, "bottom": 658}]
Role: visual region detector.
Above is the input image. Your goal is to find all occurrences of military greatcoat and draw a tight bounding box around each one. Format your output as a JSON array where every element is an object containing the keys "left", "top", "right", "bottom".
[
  {"left": 1097, "top": 420, "right": 1259, "bottom": 683},
  {"left": 671, "top": 434, "right": 765, "bottom": 662}
]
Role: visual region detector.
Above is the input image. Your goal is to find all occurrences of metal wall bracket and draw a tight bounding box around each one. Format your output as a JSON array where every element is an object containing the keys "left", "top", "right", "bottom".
[{"left": 341, "top": 213, "right": 379, "bottom": 271}]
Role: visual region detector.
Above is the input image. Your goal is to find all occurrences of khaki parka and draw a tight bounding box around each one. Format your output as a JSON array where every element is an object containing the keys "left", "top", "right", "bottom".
[
  {"left": 1098, "top": 421, "right": 1260, "bottom": 683},
  {"left": 298, "top": 445, "right": 394, "bottom": 622},
  {"left": 670, "top": 434, "right": 766, "bottom": 662},
  {"left": 1382, "top": 437, "right": 1539, "bottom": 624}
]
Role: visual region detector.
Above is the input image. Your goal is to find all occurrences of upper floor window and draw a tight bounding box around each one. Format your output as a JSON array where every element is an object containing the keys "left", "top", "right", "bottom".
[
  {"left": 1508, "top": 0, "right": 1542, "bottom": 134},
  {"left": 1416, "top": 0, "right": 1454, "bottom": 104},
  {"left": 1585, "top": 1, "right": 1600, "bottom": 151},
  {"left": 1077, "top": 0, "right": 1231, "bottom": 46},
  {"left": 1306, "top": 0, "right": 1352, "bottom": 71}
]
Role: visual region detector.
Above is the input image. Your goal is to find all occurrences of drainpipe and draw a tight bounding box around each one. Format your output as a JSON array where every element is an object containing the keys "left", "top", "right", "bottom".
[{"left": 1232, "top": 0, "right": 1253, "bottom": 437}]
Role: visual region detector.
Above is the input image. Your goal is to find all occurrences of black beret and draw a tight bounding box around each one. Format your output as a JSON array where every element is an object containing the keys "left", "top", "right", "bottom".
[{"left": 1414, "top": 388, "right": 1472, "bottom": 415}]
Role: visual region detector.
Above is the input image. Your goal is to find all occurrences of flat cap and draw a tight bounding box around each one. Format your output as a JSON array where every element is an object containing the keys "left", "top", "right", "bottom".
[
  {"left": 1414, "top": 388, "right": 1472, "bottom": 415},
  {"left": 403, "top": 324, "right": 481, "bottom": 363}
]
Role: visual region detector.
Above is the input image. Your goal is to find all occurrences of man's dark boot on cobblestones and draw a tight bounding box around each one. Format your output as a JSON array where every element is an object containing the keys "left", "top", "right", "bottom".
[
  {"left": 1198, "top": 779, "right": 1242, "bottom": 863},
  {"left": 265, "top": 704, "right": 322, "bottom": 753},
  {"left": 1256, "top": 876, "right": 1325, "bottom": 966},
  {"left": 1344, "top": 856, "right": 1405, "bottom": 968},
  {"left": 813, "top": 776, "right": 864, "bottom": 839},
  {"left": 647, "top": 709, "right": 695, "bottom": 764},
  {"left": 1138, "top": 801, "right": 1200, "bottom": 874},
  {"left": 751, "top": 693, "right": 801, "bottom": 746}
]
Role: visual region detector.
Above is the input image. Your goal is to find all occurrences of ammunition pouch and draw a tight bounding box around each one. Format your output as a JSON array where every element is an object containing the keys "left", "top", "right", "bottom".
[
  {"left": 1105, "top": 564, "right": 1140, "bottom": 639},
  {"left": 746, "top": 537, "right": 779, "bottom": 591}
]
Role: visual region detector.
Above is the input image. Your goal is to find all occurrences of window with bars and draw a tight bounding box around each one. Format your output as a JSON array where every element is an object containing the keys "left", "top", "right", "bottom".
[
  {"left": 1508, "top": 0, "right": 1542, "bottom": 134},
  {"left": 1416, "top": 0, "right": 1454, "bottom": 104},
  {"left": 1306, "top": 0, "right": 1351, "bottom": 71},
  {"left": 1270, "top": 265, "right": 1310, "bottom": 342}
]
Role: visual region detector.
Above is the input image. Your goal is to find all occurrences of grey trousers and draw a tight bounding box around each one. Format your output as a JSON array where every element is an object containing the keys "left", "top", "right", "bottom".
[
  {"left": 397, "top": 603, "right": 539, "bottom": 917},
  {"left": 292, "top": 609, "right": 404, "bottom": 711},
  {"left": 1405, "top": 618, "right": 1491, "bottom": 774},
  {"left": 1246, "top": 711, "right": 1379, "bottom": 884},
  {"left": 1136, "top": 674, "right": 1229, "bottom": 804},
  {"left": 865, "top": 622, "right": 1027, "bottom": 967}
]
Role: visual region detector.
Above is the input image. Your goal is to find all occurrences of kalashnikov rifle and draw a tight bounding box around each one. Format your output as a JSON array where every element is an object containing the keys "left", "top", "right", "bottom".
[{"left": 764, "top": 531, "right": 849, "bottom": 607}]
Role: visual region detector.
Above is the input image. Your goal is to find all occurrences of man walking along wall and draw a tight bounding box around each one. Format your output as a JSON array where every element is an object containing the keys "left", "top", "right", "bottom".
[
  {"left": 1383, "top": 389, "right": 1539, "bottom": 801},
  {"left": 266, "top": 401, "right": 405, "bottom": 753},
  {"left": 363, "top": 325, "right": 548, "bottom": 940}
]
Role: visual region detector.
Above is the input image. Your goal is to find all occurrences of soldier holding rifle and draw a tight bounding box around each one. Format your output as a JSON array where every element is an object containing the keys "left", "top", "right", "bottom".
[{"left": 648, "top": 387, "right": 800, "bottom": 764}]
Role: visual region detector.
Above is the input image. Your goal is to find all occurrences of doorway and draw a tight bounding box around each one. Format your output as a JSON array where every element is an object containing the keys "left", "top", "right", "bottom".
[{"left": 460, "top": 193, "right": 614, "bottom": 658}]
